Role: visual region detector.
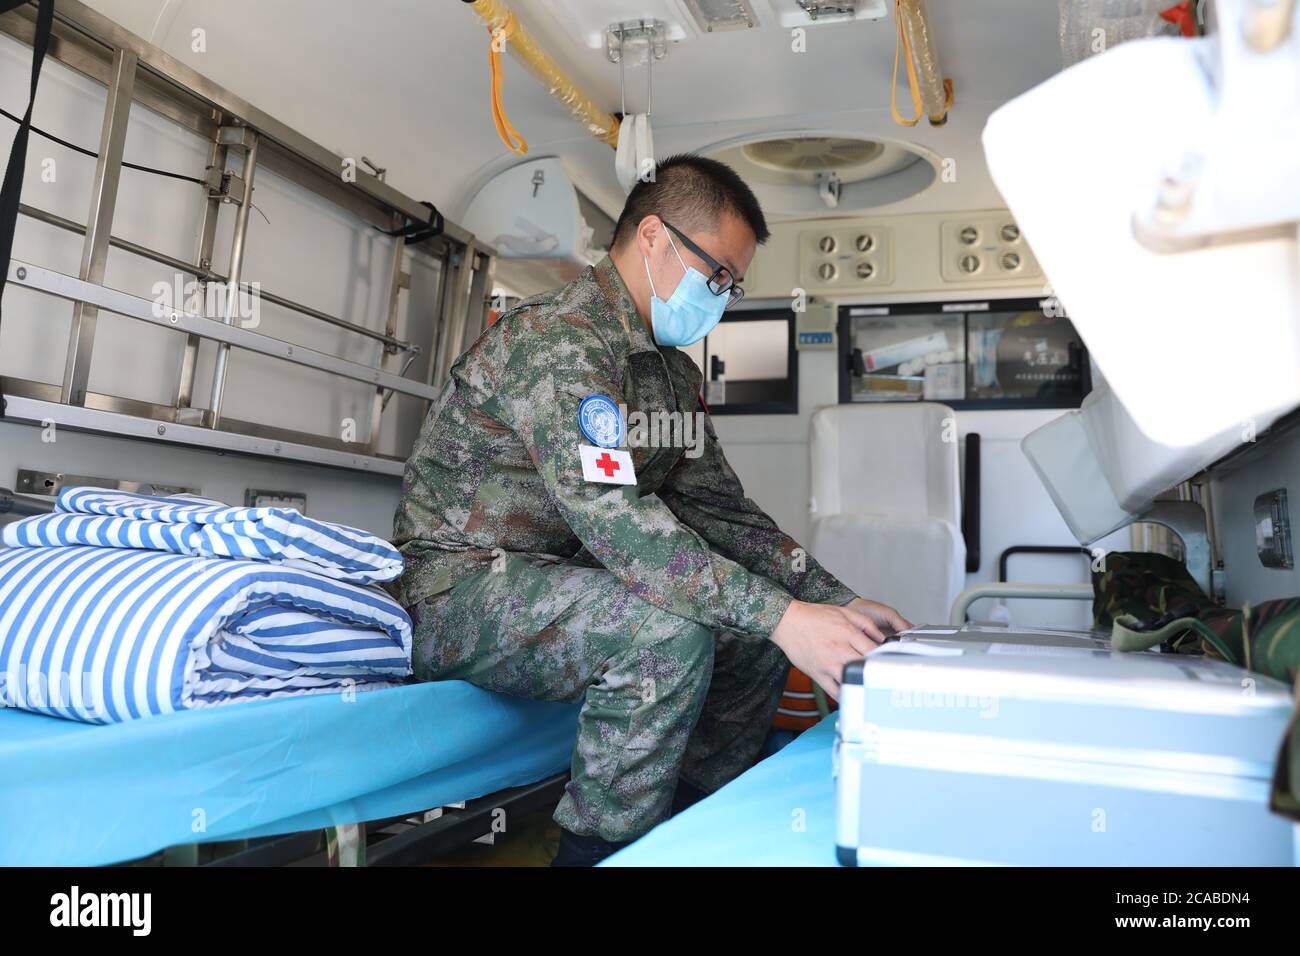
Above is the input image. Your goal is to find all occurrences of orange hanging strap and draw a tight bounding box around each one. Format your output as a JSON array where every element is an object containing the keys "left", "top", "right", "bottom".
[
  {"left": 937, "top": 76, "right": 954, "bottom": 124},
  {"left": 891, "top": 0, "right": 924, "bottom": 128},
  {"left": 488, "top": 14, "right": 528, "bottom": 155}
]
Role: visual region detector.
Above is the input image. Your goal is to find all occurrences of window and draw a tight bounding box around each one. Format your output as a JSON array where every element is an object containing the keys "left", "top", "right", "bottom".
[
  {"left": 838, "top": 299, "right": 1091, "bottom": 409},
  {"left": 688, "top": 306, "right": 799, "bottom": 415}
]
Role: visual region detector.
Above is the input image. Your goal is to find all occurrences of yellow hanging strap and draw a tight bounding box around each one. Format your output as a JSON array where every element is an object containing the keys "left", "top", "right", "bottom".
[
  {"left": 891, "top": 0, "right": 954, "bottom": 128},
  {"left": 488, "top": 13, "right": 528, "bottom": 155}
]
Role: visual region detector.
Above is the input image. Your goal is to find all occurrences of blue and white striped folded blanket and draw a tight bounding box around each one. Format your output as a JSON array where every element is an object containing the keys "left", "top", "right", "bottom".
[
  {"left": 0, "top": 487, "right": 402, "bottom": 585},
  {"left": 0, "top": 545, "right": 412, "bottom": 724}
]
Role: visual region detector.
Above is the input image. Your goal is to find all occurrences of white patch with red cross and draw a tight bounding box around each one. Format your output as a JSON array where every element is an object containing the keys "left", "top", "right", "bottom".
[{"left": 578, "top": 444, "right": 636, "bottom": 485}]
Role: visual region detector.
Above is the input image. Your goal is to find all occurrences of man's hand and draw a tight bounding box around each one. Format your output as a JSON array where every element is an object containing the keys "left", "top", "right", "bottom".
[
  {"left": 845, "top": 597, "right": 912, "bottom": 637},
  {"left": 770, "top": 599, "right": 899, "bottom": 702}
]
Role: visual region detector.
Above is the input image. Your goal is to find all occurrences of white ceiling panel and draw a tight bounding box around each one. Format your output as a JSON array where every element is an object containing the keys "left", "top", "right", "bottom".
[{"left": 79, "top": 0, "right": 1064, "bottom": 226}]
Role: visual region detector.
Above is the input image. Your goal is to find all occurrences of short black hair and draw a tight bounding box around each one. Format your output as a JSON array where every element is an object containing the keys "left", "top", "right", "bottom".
[{"left": 611, "top": 153, "right": 769, "bottom": 249}]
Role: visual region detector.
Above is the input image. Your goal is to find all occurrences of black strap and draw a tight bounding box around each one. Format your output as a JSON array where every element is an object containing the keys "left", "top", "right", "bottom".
[
  {"left": 0, "top": 0, "right": 55, "bottom": 317},
  {"left": 0, "top": 104, "right": 206, "bottom": 185},
  {"left": 377, "top": 200, "right": 444, "bottom": 244}
]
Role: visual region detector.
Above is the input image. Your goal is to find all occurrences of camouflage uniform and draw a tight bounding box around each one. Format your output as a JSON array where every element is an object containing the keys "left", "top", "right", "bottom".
[{"left": 394, "top": 256, "right": 854, "bottom": 842}]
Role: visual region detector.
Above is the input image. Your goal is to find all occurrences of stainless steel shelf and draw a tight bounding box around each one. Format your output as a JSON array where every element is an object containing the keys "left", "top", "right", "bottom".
[{"left": 1, "top": 393, "right": 408, "bottom": 477}]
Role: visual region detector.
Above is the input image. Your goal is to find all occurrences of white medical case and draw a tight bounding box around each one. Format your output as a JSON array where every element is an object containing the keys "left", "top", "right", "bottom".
[{"left": 833, "top": 625, "right": 1298, "bottom": 866}]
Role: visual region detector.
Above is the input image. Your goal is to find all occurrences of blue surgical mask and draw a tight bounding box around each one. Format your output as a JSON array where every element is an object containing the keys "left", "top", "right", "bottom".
[{"left": 643, "top": 232, "right": 727, "bottom": 347}]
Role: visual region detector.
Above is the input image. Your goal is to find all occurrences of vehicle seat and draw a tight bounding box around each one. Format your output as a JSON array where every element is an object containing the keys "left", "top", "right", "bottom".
[{"left": 808, "top": 403, "right": 966, "bottom": 624}]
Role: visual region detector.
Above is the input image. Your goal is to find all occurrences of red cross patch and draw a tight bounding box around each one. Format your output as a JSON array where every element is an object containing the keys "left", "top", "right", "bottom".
[{"left": 578, "top": 444, "right": 636, "bottom": 485}]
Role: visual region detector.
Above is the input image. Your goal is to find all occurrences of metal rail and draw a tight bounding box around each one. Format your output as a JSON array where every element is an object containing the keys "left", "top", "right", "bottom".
[
  {"left": 0, "top": 0, "right": 495, "bottom": 471},
  {"left": 0, "top": 393, "right": 406, "bottom": 476},
  {"left": 60, "top": 45, "right": 135, "bottom": 406},
  {"left": 7, "top": 260, "right": 441, "bottom": 402},
  {"left": 16, "top": 202, "right": 415, "bottom": 352},
  {"left": 0, "top": 486, "right": 56, "bottom": 522},
  {"left": 949, "top": 583, "right": 1094, "bottom": 626},
  {"left": 208, "top": 128, "right": 259, "bottom": 426}
]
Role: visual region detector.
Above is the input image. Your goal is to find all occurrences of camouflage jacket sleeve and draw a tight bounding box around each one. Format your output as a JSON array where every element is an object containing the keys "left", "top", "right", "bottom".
[
  {"left": 487, "top": 326, "right": 795, "bottom": 640},
  {"left": 658, "top": 410, "right": 858, "bottom": 607}
]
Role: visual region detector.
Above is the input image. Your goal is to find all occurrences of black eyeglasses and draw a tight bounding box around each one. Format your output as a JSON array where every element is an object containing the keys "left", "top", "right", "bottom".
[{"left": 662, "top": 220, "right": 745, "bottom": 308}]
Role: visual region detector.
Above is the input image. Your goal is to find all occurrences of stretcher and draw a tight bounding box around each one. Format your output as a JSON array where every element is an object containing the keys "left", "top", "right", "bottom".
[
  {"left": 0, "top": 680, "right": 579, "bottom": 866},
  {"left": 603, "top": 713, "right": 842, "bottom": 867}
]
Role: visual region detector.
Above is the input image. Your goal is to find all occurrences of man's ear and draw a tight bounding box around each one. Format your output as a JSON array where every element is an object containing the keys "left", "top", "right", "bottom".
[{"left": 635, "top": 215, "right": 662, "bottom": 258}]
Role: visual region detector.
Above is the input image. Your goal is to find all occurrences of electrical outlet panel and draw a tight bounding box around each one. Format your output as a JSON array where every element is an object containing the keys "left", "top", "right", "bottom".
[
  {"left": 798, "top": 225, "right": 894, "bottom": 293},
  {"left": 940, "top": 216, "right": 1042, "bottom": 283},
  {"left": 245, "top": 489, "right": 308, "bottom": 513}
]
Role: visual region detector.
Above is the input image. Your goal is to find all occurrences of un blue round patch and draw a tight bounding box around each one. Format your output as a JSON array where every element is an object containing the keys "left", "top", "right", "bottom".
[{"left": 578, "top": 394, "right": 624, "bottom": 448}]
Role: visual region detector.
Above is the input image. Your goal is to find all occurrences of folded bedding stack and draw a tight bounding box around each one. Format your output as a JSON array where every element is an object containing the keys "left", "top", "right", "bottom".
[{"left": 0, "top": 487, "right": 412, "bottom": 724}]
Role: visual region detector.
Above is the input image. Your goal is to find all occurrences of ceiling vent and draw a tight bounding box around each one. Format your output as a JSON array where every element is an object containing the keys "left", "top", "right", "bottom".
[
  {"left": 742, "top": 136, "right": 884, "bottom": 177},
  {"left": 707, "top": 131, "right": 939, "bottom": 214}
]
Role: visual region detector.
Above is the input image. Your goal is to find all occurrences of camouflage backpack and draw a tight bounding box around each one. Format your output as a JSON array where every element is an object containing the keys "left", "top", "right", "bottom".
[
  {"left": 1092, "top": 551, "right": 1214, "bottom": 632},
  {"left": 1094, "top": 551, "right": 1300, "bottom": 822}
]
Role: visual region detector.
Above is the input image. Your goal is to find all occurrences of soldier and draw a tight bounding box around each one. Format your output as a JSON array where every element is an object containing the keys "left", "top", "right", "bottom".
[{"left": 393, "top": 154, "right": 909, "bottom": 865}]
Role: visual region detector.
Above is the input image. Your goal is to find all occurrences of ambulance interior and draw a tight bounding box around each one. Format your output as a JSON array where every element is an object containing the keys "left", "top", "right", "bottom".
[{"left": 0, "top": 0, "right": 1297, "bottom": 867}]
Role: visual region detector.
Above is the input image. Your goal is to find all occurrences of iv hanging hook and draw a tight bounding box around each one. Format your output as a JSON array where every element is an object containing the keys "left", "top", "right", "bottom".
[{"left": 607, "top": 19, "right": 666, "bottom": 116}]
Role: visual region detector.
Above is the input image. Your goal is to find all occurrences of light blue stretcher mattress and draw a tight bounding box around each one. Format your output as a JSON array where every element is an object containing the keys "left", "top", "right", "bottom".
[
  {"left": 603, "top": 713, "right": 840, "bottom": 867},
  {"left": 0, "top": 680, "right": 579, "bottom": 866}
]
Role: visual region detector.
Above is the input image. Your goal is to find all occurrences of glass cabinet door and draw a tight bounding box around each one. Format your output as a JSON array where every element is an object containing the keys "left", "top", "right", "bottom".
[
  {"left": 840, "top": 300, "right": 1090, "bottom": 409},
  {"left": 844, "top": 310, "right": 964, "bottom": 403},
  {"left": 966, "top": 308, "right": 1087, "bottom": 404}
]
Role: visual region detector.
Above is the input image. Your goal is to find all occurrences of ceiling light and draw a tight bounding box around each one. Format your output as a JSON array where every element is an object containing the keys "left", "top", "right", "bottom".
[
  {"left": 778, "top": 0, "right": 889, "bottom": 27},
  {"left": 681, "top": 0, "right": 758, "bottom": 32},
  {"left": 798, "top": 1, "right": 858, "bottom": 22}
]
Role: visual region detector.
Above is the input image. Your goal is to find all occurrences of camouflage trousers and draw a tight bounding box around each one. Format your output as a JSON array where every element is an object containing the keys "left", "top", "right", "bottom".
[{"left": 409, "top": 553, "right": 791, "bottom": 843}]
